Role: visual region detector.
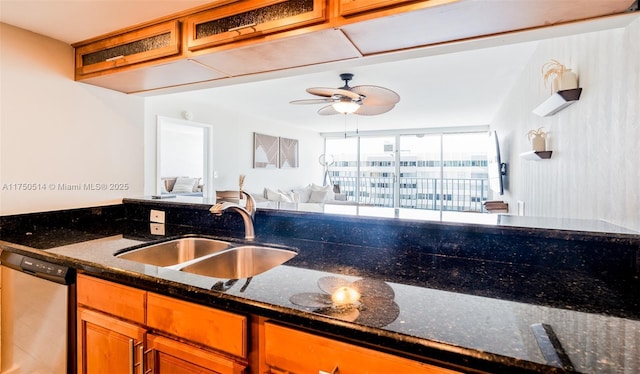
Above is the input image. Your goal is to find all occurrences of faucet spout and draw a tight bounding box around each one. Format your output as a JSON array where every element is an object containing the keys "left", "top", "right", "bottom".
[{"left": 210, "top": 191, "right": 256, "bottom": 241}]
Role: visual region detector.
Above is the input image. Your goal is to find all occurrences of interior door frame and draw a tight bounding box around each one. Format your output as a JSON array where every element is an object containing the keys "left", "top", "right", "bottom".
[{"left": 156, "top": 116, "right": 214, "bottom": 198}]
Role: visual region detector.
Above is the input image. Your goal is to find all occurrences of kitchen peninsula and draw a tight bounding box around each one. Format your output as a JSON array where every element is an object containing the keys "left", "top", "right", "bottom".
[{"left": 1, "top": 198, "right": 638, "bottom": 373}]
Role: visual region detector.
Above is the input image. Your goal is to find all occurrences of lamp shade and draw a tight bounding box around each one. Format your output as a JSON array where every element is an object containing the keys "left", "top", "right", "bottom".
[{"left": 332, "top": 99, "right": 360, "bottom": 114}]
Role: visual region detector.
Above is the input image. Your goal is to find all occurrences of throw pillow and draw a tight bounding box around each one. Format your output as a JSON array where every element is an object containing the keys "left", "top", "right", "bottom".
[
  {"left": 172, "top": 177, "right": 197, "bottom": 193},
  {"left": 278, "top": 189, "right": 295, "bottom": 202},
  {"left": 293, "top": 188, "right": 311, "bottom": 203},
  {"left": 310, "top": 183, "right": 335, "bottom": 201},
  {"left": 265, "top": 188, "right": 294, "bottom": 202},
  {"left": 308, "top": 190, "right": 328, "bottom": 203}
]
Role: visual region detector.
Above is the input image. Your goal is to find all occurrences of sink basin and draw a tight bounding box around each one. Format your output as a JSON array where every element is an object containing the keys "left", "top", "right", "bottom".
[
  {"left": 116, "top": 237, "right": 297, "bottom": 279},
  {"left": 116, "top": 237, "right": 231, "bottom": 267},
  {"left": 178, "top": 245, "right": 297, "bottom": 279}
]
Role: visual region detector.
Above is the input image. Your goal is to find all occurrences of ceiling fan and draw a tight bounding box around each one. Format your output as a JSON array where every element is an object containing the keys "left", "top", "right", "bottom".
[{"left": 290, "top": 73, "right": 400, "bottom": 116}]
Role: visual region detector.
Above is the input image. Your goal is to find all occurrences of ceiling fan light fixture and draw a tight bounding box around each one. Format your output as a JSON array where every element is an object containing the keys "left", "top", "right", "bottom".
[
  {"left": 293, "top": 73, "right": 399, "bottom": 116},
  {"left": 332, "top": 99, "right": 360, "bottom": 114}
]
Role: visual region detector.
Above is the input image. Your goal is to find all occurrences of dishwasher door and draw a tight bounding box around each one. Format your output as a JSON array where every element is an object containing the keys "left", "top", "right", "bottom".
[{"left": 1, "top": 251, "right": 75, "bottom": 374}]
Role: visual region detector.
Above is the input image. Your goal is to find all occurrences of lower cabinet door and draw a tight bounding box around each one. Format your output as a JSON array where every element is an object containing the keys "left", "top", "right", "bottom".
[
  {"left": 146, "top": 333, "right": 247, "bottom": 374},
  {"left": 78, "top": 308, "right": 146, "bottom": 374},
  {"left": 264, "top": 322, "right": 463, "bottom": 374}
]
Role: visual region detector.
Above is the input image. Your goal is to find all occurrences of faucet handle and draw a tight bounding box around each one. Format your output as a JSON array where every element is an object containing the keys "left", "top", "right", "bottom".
[{"left": 210, "top": 202, "right": 231, "bottom": 215}]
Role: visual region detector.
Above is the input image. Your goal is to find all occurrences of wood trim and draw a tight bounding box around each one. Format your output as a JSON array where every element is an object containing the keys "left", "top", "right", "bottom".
[
  {"left": 76, "top": 274, "right": 146, "bottom": 324},
  {"left": 339, "top": 0, "right": 424, "bottom": 16},
  {"left": 335, "top": 0, "right": 460, "bottom": 23}
]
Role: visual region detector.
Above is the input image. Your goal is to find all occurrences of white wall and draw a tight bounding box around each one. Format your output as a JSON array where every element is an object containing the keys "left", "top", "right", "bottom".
[
  {"left": 0, "top": 23, "right": 145, "bottom": 215},
  {"left": 144, "top": 95, "right": 324, "bottom": 196},
  {"left": 492, "top": 16, "right": 640, "bottom": 231}
]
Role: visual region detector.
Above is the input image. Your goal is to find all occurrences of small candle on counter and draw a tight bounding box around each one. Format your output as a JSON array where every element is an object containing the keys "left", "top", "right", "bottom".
[{"left": 331, "top": 286, "right": 361, "bottom": 306}]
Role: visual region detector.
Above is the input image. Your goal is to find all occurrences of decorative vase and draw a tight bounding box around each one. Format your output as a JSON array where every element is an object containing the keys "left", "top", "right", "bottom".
[
  {"left": 527, "top": 127, "right": 547, "bottom": 152},
  {"left": 551, "top": 70, "right": 578, "bottom": 92},
  {"left": 531, "top": 134, "right": 546, "bottom": 152}
]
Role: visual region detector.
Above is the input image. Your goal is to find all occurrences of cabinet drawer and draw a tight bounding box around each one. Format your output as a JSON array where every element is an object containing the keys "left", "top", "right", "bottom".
[
  {"left": 75, "top": 19, "right": 181, "bottom": 77},
  {"left": 147, "top": 292, "right": 247, "bottom": 358},
  {"left": 77, "top": 274, "right": 146, "bottom": 324},
  {"left": 264, "top": 322, "right": 462, "bottom": 373},
  {"left": 146, "top": 333, "right": 247, "bottom": 374},
  {"left": 186, "top": 0, "right": 326, "bottom": 52}
]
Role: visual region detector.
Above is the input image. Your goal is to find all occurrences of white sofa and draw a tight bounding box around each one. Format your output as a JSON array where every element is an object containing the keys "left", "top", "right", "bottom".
[{"left": 257, "top": 184, "right": 355, "bottom": 205}]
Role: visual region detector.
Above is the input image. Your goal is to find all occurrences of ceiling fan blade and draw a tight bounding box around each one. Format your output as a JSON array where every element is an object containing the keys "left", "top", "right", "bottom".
[
  {"left": 355, "top": 104, "right": 395, "bottom": 116},
  {"left": 307, "top": 87, "right": 361, "bottom": 100},
  {"left": 289, "top": 98, "right": 333, "bottom": 105},
  {"left": 317, "top": 105, "right": 340, "bottom": 116},
  {"left": 351, "top": 85, "right": 400, "bottom": 106}
]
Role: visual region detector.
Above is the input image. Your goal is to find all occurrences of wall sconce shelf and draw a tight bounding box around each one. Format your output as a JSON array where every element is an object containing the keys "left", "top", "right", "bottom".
[
  {"left": 533, "top": 88, "right": 582, "bottom": 117},
  {"left": 520, "top": 150, "right": 553, "bottom": 160}
]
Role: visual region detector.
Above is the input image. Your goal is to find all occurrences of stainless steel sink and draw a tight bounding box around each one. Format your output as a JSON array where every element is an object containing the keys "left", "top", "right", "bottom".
[
  {"left": 178, "top": 245, "right": 297, "bottom": 279},
  {"left": 116, "top": 237, "right": 297, "bottom": 279},
  {"left": 116, "top": 237, "right": 231, "bottom": 267}
]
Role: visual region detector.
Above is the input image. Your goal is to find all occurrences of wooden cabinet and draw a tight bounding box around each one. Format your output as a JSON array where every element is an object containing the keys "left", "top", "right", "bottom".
[
  {"left": 185, "top": 0, "right": 327, "bottom": 52},
  {"left": 339, "top": 0, "right": 421, "bottom": 16},
  {"left": 76, "top": 274, "right": 247, "bottom": 374},
  {"left": 146, "top": 334, "right": 246, "bottom": 374},
  {"left": 78, "top": 308, "right": 145, "bottom": 374},
  {"left": 147, "top": 292, "right": 247, "bottom": 358},
  {"left": 72, "top": 0, "right": 634, "bottom": 94},
  {"left": 76, "top": 273, "right": 146, "bottom": 324},
  {"left": 74, "top": 20, "right": 181, "bottom": 78},
  {"left": 263, "top": 322, "right": 463, "bottom": 374},
  {"left": 76, "top": 275, "right": 469, "bottom": 373}
]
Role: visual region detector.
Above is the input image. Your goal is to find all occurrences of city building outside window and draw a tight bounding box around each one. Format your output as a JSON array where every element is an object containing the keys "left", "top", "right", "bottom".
[{"left": 324, "top": 132, "right": 489, "bottom": 212}]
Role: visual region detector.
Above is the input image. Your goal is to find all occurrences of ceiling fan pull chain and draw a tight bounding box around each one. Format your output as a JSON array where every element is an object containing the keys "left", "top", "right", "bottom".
[{"left": 344, "top": 114, "right": 348, "bottom": 138}]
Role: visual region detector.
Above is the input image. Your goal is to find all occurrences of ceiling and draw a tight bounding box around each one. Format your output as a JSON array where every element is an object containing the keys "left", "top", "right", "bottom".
[{"left": 1, "top": 1, "right": 635, "bottom": 133}]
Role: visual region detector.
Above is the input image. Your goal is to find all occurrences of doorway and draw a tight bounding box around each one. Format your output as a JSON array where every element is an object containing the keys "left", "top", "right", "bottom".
[{"left": 156, "top": 116, "right": 214, "bottom": 198}]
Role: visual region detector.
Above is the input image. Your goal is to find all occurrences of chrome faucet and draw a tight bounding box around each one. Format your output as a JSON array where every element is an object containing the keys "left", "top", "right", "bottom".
[{"left": 210, "top": 191, "right": 256, "bottom": 241}]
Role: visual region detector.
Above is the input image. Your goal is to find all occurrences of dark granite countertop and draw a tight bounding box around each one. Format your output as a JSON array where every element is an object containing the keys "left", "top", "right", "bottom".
[
  {"left": 1, "top": 203, "right": 639, "bottom": 373},
  {"left": 124, "top": 196, "right": 640, "bottom": 239}
]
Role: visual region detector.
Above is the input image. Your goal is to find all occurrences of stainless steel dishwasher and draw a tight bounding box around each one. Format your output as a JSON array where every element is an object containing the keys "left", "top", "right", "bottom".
[{"left": 1, "top": 250, "right": 76, "bottom": 374}]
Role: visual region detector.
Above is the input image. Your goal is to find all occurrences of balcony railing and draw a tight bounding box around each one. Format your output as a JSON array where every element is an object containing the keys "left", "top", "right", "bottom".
[{"left": 332, "top": 176, "right": 489, "bottom": 212}]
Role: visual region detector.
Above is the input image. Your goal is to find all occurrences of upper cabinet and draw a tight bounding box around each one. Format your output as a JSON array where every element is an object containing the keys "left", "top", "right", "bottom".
[
  {"left": 185, "top": 0, "right": 327, "bottom": 52},
  {"left": 72, "top": 0, "right": 636, "bottom": 94},
  {"left": 74, "top": 20, "right": 181, "bottom": 77},
  {"left": 339, "top": 0, "right": 420, "bottom": 16}
]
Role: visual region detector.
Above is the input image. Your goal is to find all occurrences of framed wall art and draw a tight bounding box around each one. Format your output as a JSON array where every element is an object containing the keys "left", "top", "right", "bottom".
[
  {"left": 253, "top": 133, "right": 279, "bottom": 168},
  {"left": 279, "top": 137, "right": 299, "bottom": 168}
]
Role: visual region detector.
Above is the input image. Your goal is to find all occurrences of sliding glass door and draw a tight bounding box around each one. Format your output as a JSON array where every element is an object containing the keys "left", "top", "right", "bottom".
[
  {"left": 358, "top": 136, "right": 396, "bottom": 206},
  {"left": 441, "top": 133, "right": 490, "bottom": 212},
  {"left": 325, "top": 131, "right": 489, "bottom": 211},
  {"left": 397, "top": 134, "right": 442, "bottom": 209}
]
